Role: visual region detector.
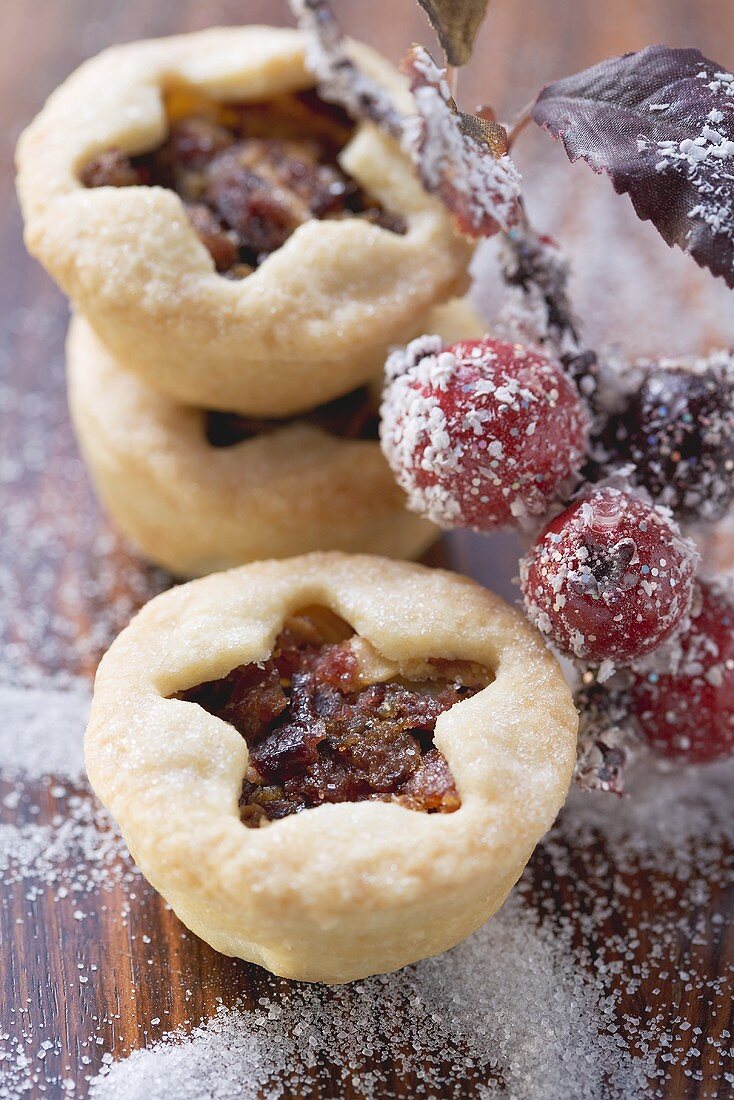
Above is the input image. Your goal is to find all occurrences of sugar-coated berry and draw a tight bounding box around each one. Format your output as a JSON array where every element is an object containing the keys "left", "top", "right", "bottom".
[
  {"left": 630, "top": 579, "right": 734, "bottom": 763},
  {"left": 606, "top": 353, "right": 734, "bottom": 523},
  {"left": 520, "top": 486, "right": 698, "bottom": 664},
  {"left": 379, "top": 335, "right": 589, "bottom": 532}
]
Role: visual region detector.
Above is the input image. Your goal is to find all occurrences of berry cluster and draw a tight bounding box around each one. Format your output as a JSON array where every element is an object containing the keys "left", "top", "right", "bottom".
[
  {"left": 381, "top": 334, "right": 734, "bottom": 773},
  {"left": 289, "top": 0, "right": 734, "bottom": 782}
]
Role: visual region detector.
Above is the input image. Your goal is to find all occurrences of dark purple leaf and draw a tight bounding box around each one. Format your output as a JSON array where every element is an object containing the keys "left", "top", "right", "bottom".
[{"left": 532, "top": 46, "right": 734, "bottom": 288}]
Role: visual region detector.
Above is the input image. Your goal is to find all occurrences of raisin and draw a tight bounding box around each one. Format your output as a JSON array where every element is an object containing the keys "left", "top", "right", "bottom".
[
  {"left": 185, "top": 203, "right": 240, "bottom": 272},
  {"left": 80, "top": 149, "right": 142, "bottom": 188},
  {"left": 81, "top": 92, "right": 405, "bottom": 275}
]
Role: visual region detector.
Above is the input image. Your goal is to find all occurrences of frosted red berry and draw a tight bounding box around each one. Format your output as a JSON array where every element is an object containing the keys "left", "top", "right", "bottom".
[
  {"left": 379, "top": 335, "right": 588, "bottom": 531},
  {"left": 520, "top": 487, "right": 698, "bottom": 664},
  {"left": 630, "top": 580, "right": 734, "bottom": 763}
]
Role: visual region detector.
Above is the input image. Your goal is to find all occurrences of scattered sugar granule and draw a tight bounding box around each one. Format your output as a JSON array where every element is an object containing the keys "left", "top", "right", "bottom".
[
  {"left": 82, "top": 750, "right": 733, "bottom": 1100},
  {"left": 0, "top": 680, "right": 137, "bottom": 898},
  {"left": 0, "top": 681, "right": 90, "bottom": 783},
  {"left": 88, "top": 890, "right": 648, "bottom": 1100}
]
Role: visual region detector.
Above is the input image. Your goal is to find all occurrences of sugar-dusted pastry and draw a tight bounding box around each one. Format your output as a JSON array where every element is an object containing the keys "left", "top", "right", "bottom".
[
  {"left": 67, "top": 316, "right": 438, "bottom": 575},
  {"left": 17, "top": 26, "right": 473, "bottom": 417},
  {"left": 66, "top": 299, "right": 485, "bottom": 575},
  {"left": 85, "top": 553, "right": 577, "bottom": 983}
]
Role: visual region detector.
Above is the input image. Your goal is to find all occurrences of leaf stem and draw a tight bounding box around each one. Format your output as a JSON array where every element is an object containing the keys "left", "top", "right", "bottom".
[
  {"left": 446, "top": 64, "right": 460, "bottom": 103},
  {"left": 506, "top": 98, "right": 535, "bottom": 149}
]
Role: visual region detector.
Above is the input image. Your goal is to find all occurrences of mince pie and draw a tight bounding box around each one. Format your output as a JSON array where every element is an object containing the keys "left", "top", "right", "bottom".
[
  {"left": 17, "top": 26, "right": 472, "bottom": 416},
  {"left": 85, "top": 553, "right": 577, "bottom": 982},
  {"left": 65, "top": 298, "right": 486, "bottom": 575}
]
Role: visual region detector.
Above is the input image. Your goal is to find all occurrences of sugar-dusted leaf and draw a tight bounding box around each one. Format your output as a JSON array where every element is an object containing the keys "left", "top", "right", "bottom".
[
  {"left": 401, "top": 46, "right": 522, "bottom": 238},
  {"left": 532, "top": 46, "right": 734, "bottom": 288},
  {"left": 416, "top": 0, "right": 490, "bottom": 67},
  {"left": 288, "top": 0, "right": 403, "bottom": 136}
]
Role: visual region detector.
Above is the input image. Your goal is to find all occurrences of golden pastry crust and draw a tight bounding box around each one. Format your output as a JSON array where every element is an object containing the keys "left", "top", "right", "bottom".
[
  {"left": 17, "top": 26, "right": 473, "bottom": 416},
  {"left": 86, "top": 553, "right": 577, "bottom": 983},
  {"left": 67, "top": 315, "right": 438, "bottom": 575}
]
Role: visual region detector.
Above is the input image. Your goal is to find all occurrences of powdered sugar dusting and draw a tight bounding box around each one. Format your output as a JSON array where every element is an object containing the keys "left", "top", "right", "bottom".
[
  {"left": 0, "top": 680, "right": 136, "bottom": 899},
  {"left": 0, "top": 668, "right": 730, "bottom": 1096},
  {"left": 0, "top": 681, "right": 90, "bottom": 783},
  {"left": 642, "top": 74, "right": 734, "bottom": 249},
  {"left": 89, "top": 891, "right": 648, "bottom": 1100},
  {"left": 0, "top": 802, "right": 135, "bottom": 898},
  {"left": 87, "top": 755, "right": 734, "bottom": 1100},
  {"left": 0, "top": 677, "right": 140, "bottom": 1098},
  {"left": 0, "top": 313, "right": 167, "bottom": 683},
  {"left": 497, "top": 223, "right": 583, "bottom": 359},
  {"left": 287, "top": 0, "right": 403, "bottom": 137}
]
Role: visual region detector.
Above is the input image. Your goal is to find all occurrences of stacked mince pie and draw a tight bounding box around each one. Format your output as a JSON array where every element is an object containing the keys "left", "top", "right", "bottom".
[{"left": 17, "top": 26, "right": 478, "bottom": 575}]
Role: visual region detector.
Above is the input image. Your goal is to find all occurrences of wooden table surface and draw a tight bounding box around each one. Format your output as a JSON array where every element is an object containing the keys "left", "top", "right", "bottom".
[{"left": 1, "top": 2, "right": 733, "bottom": 1098}]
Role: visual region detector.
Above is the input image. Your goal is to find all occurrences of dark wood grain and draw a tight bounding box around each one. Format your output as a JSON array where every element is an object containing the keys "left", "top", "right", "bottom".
[{"left": 1, "top": 2, "right": 733, "bottom": 1098}]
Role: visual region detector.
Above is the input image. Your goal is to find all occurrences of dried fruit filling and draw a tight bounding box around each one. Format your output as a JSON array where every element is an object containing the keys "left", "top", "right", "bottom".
[
  {"left": 205, "top": 385, "right": 379, "bottom": 446},
  {"left": 177, "top": 609, "right": 489, "bottom": 827},
  {"left": 81, "top": 89, "right": 406, "bottom": 277}
]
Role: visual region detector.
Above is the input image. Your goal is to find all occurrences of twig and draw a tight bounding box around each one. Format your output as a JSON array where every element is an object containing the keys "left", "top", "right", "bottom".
[
  {"left": 505, "top": 98, "right": 535, "bottom": 149},
  {"left": 287, "top": 0, "right": 403, "bottom": 136}
]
